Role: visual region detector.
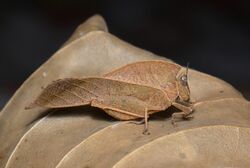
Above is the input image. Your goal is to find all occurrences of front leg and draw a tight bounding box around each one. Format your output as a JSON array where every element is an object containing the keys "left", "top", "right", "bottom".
[{"left": 171, "top": 102, "right": 194, "bottom": 126}]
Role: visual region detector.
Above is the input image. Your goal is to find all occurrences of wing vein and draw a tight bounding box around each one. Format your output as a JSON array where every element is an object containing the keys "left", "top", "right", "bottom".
[
  {"left": 64, "top": 80, "right": 99, "bottom": 97},
  {"left": 63, "top": 88, "right": 89, "bottom": 102}
]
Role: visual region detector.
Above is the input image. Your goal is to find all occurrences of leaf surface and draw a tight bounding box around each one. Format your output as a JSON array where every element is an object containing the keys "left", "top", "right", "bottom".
[
  {"left": 54, "top": 98, "right": 250, "bottom": 168},
  {"left": 113, "top": 125, "right": 250, "bottom": 168}
]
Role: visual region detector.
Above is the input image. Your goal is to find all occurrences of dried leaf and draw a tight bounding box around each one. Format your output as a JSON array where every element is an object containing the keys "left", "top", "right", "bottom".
[
  {"left": 54, "top": 98, "right": 250, "bottom": 168},
  {"left": 5, "top": 107, "right": 114, "bottom": 168},
  {"left": 62, "top": 14, "right": 108, "bottom": 47},
  {"left": 113, "top": 125, "right": 250, "bottom": 168}
]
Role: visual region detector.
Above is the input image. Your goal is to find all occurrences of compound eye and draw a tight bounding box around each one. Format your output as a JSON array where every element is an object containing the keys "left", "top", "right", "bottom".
[{"left": 180, "top": 75, "right": 188, "bottom": 85}]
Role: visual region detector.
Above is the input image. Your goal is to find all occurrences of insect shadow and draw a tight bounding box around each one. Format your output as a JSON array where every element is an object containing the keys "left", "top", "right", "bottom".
[
  {"left": 27, "top": 106, "right": 179, "bottom": 127},
  {"left": 26, "top": 106, "right": 116, "bottom": 127},
  {"left": 149, "top": 106, "right": 180, "bottom": 122},
  {"left": 50, "top": 106, "right": 181, "bottom": 123},
  {"left": 26, "top": 108, "right": 53, "bottom": 127},
  {"left": 47, "top": 106, "right": 116, "bottom": 121}
]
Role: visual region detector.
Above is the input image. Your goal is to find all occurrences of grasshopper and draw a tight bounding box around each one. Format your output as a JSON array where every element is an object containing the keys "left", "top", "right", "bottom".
[{"left": 27, "top": 61, "right": 193, "bottom": 134}]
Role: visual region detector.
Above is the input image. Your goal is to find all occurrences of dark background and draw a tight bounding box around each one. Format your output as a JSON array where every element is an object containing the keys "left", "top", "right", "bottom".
[{"left": 0, "top": 0, "right": 250, "bottom": 109}]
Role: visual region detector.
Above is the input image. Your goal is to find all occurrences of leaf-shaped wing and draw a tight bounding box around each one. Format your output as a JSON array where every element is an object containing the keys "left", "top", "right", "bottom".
[
  {"left": 29, "top": 78, "right": 171, "bottom": 120},
  {"left": 28, "top": 78, "right": 96, "bottom": 108},
  {"left": 104, "top": 60, "right": 181, "bottom": 100}
]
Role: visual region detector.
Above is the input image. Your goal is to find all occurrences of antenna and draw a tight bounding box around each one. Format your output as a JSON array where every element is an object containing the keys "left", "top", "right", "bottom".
[{"left": 186, "top": 62, "right": 189, "bottom": 76}]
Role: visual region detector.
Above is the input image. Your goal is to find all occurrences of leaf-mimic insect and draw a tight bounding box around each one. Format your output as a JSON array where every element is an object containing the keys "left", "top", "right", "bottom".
[{"left": 26, "top": 61, "right": 194, "bottom": 134}]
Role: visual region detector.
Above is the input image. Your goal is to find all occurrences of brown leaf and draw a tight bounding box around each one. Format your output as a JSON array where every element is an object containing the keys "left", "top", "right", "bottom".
[
  {"left": 4, "top": 107, "right": 114, "bottom": 168},
  {"left": 62, "top": 14, "right": 108, "bottom": 47},
  {"left": 113, "top": 125, "right": 250, "bottom": 168},
  {"left": 54, "top": 98, "right": 250, "bottom": 168}
]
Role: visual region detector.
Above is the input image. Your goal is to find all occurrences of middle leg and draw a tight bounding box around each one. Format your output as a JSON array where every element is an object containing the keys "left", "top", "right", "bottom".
[
  {"left": 127, "top": 108, "right": 150, "bottom": 135},
  {"left": 143, "top": 108, "right": 150, "bottom": 135}
]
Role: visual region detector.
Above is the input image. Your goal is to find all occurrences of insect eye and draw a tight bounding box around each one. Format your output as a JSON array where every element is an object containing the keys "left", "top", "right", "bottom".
[{"left": 180, "top": 75, "right": 188, "bottom": 85}]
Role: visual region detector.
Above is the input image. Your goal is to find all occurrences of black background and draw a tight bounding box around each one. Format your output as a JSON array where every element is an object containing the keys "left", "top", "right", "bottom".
[{"left": 0, "top": 0, "right": 250, "bottom": 109}]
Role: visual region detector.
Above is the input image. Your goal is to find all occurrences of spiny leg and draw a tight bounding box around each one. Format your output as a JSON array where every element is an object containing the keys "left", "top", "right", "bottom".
[{"left": 171, "top": 102, "right": 194, "bottom": 126}]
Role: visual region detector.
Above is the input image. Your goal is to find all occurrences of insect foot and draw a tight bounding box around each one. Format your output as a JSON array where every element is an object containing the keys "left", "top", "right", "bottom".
[
  {"left": 142, "top": 129, "right": 150, "bottom": 135},
  {"left": 171, "top": 102, "right": 194, "bottom": 126},
  {"left": 183, "top": 113, "right": 194, "bottom": 120},
  {"left": 127, "top": 120, "right": 150, "bottom": 135},
  {"left": 127, "top": 108, "right": 151, "bottom": 135}
]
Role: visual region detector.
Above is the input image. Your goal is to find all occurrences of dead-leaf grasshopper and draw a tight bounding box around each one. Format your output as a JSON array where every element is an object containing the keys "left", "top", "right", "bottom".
[{"left": 26, "top": 61, "right": 193, "bottom": 134}]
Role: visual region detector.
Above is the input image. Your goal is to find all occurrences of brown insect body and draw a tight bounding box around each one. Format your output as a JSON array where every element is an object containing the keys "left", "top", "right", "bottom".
[
  {"left": 31, "top": 78, "right": 171, "bottom": 120},
  {"left": 103, "top": 61, "right": 193, "bottom": 122},
  {"left": 104, "top": 60, "right": 190, "bottom": 102},
  {"left": 27, "top": 60, "right": 193, "bottom": 134}
]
